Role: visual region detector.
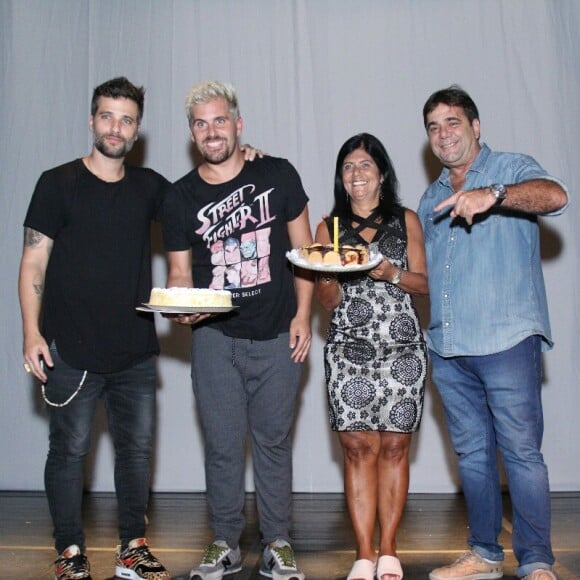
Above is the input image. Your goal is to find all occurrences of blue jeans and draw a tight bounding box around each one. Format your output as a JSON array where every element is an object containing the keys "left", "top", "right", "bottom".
[
  {"left": 44, "top": 343, "right": 157, "bottom": 553},
  {"left": 190, "top": 326, "right": 302, "bottom": 549},
  {"left": 430, "top": 336, "right": 554, "bottom": 577}
]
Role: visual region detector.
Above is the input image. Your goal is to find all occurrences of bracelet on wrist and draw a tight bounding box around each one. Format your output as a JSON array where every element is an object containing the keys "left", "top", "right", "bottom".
[{"left": 390, "top": 267, "right": 403, "bottom": 285}]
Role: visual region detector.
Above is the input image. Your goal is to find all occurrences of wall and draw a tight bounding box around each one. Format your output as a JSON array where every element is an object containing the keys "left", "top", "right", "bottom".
[{"left": 1, "top": 0, "right": 578, "bottom": 493}]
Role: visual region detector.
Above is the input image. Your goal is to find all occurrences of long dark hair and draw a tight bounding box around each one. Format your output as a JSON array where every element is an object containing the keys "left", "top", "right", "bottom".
[{"left": 331, "top": 133, "right": 402, "bottom": 221}]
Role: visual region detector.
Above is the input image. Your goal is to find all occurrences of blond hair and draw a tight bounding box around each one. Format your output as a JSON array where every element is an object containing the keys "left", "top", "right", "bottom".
[{"left": 185, "top": 80, "right": 240, "bottom": 126}]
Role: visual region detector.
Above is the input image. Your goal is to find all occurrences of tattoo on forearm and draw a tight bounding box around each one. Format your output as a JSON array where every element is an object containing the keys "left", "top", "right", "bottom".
[
  {"left": 33, "top": 283, "right": 44, "bottom": 298},
  {"left": 24, "top": 227, "right": 44, "bottom": 247}
]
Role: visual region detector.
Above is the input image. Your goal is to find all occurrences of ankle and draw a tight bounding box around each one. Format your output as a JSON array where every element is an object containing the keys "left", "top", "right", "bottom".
[{"left": 356, "top": 550, "right": 377, "bottom": 562}]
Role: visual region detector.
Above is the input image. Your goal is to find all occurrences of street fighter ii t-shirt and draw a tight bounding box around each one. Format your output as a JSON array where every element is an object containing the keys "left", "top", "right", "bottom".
[{"left": 162, "top": 156, "right": 309, "bottom": 340}]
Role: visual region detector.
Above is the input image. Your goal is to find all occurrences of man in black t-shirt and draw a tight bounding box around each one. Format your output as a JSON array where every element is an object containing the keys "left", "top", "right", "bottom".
[
  {"left": 162, "top": 80, "right": 313, "bottom": 580},
  {"left": 18, "top": 77, "right": 170, "bottom": 580}
]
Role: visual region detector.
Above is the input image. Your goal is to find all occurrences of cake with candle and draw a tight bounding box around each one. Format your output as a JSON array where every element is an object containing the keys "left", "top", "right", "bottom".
[{"left": 148, "top": 287, "right": 232, "bottom": 308}]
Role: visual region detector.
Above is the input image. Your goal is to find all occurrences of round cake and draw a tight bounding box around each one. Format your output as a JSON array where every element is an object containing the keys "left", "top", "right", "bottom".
[{"left": 148, "top": 287, "right": 232, "bottom": 308}]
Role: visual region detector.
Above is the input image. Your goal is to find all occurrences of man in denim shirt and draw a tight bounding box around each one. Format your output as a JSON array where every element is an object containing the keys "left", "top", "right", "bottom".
[{"left": 418, "top": 86, "right": 568, "bottom": 580}]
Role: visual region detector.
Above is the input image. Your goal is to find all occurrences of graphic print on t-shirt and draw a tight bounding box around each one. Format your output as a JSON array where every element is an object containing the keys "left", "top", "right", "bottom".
[{"left": 195, "top": 184, "right": 276, "bottom": 290}]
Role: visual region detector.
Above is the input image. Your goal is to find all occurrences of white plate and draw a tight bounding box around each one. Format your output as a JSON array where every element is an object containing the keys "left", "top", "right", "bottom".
[
  {"left": 286, "top": 249, "right": 383, "bottom": 273},
  {"left": 137, "top": 304, "right": 236, "bottom": 314}
]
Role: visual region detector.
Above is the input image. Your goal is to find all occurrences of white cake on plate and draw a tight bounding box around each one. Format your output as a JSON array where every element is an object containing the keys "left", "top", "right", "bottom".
[{"left": 148, "top": 287, "right": 232, "bottom": 308}]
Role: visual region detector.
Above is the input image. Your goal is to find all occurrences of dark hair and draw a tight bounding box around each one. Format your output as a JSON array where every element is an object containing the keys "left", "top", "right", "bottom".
[
  {"left": 91, "top": 77, "right": 145, "bottom": 122},
  {"left": 331, "top": 133, "right": 402, "bottom": 221},
  {"left": 422, "top": 84, "right": 479, "bottom": 128}
]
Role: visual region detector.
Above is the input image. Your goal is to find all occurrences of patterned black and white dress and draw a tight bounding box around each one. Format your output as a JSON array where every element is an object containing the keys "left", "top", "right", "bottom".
[{"left": 324, "top": 210, "right": 427, "bottom": 432}]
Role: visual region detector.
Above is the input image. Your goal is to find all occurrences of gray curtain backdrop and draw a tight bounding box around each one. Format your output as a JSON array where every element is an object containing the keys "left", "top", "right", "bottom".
[{"left": 1, "top": 0, "right": 578, "bottom": 493}]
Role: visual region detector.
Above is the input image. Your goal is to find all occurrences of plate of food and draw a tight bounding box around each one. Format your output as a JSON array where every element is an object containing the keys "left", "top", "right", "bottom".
[
  {"left": 136, "top": 287, "right": 236, "bottom": 314},
  {"left": 286, "top": 243, "right": 382, "bottom": 273}
]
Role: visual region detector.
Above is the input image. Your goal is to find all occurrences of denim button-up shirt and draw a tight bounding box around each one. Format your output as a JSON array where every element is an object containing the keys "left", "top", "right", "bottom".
[{"left": 418, "top": 143, "right": 568, "bottom": 357}]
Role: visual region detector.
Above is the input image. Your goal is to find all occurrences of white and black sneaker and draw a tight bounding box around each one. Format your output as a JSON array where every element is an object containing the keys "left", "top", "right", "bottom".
[
  {"left": 260, "top": 540, "right": 305, "bottom": 580},
  {"left": 189, "top": 541, "right": 242, "bottom": 580}
]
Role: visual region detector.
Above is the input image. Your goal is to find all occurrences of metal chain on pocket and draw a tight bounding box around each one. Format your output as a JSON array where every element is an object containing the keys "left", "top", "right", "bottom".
[{"left": 40, "top": 360, "right": 88, "bottom": 407}]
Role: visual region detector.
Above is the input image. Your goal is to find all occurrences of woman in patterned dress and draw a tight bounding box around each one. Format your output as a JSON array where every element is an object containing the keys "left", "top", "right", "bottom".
[{"left": 315, "top": 133, "right": 428, "bottom": 580}]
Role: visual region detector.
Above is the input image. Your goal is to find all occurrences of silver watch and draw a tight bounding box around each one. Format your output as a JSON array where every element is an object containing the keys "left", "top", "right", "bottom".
[{"left": 490, "top": 183, "right": 507, "bottom": 206}]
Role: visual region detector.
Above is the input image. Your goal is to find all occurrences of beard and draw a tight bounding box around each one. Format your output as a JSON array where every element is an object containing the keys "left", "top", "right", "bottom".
[
  {"left": 199, "top": 137, "right": 235, "bottom": 165},
  {"left": 94, "top": 133, "right": 136, "bottom": 159}
]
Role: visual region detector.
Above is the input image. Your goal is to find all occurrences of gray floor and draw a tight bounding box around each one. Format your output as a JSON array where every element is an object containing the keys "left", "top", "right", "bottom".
[{"left": 0, "top": 492, "right": 578, "bottom": 579}]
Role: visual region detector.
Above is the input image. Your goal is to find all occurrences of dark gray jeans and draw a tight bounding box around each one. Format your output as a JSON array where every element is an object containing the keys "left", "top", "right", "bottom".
[
  {"left": 44, "top": 343, "right": 156, "bottom": 553},
  {"left": 191, "top": 326, "right": 303, "bottom": 548}
]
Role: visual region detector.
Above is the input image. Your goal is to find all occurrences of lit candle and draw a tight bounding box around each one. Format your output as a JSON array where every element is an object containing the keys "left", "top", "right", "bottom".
[{"left": 333, "top": 216, "right": 339, "bottom": 252}]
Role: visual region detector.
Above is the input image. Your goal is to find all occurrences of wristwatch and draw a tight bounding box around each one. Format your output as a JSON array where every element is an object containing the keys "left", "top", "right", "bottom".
[{"left": 490, "top": 183, "right": 507, "bottom": 206}]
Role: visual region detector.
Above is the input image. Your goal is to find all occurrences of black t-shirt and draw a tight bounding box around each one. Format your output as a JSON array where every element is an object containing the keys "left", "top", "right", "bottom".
[
  {"left": 24, "top": 159, "right": 169, "bottom": 372},
  {"left": 162, "top": 156, "right": 309, "bottom": 340}
]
